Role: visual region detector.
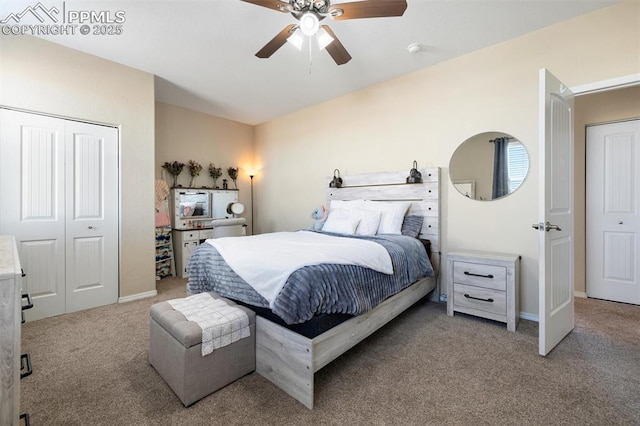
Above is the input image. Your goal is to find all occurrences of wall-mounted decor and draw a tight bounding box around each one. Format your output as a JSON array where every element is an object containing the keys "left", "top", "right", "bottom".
[{"left": 449, "top": 132, "right": 529, "bottom": 201}]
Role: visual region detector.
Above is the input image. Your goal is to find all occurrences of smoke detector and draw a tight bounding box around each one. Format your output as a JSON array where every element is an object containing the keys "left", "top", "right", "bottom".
[{"left": 407, "top": 43, "right": 422, "bottom": 54}]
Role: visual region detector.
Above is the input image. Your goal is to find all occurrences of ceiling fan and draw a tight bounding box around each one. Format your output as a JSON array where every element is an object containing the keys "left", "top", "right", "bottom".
[{"left": 241, "top": 0, "right": 408, "bottom": 65}]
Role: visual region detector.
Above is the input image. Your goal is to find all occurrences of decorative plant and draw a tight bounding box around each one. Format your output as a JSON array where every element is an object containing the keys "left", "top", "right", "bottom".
[
  {"left": 162, "top": 161, "right": 185, "bottom": 187},
  {"left": 208, "top": 163, "right": 222, "bottom": 188},
  {"left": 227, "top": 167, "right": 238, "bottom": 189},
  {"left": 188, "top": 160, "right": 203, "bottom": 187}
]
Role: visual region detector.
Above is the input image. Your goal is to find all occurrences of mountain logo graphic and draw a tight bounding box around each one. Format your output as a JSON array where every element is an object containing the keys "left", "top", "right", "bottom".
[{"left": 1, "top": 2, "right": 59, "bottom": 24}]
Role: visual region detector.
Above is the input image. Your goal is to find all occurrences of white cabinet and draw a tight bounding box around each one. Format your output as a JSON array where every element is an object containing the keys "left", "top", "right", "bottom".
[
  {"left": 173, "top": 224, "right": 246, "bottom": 278},
  {"left": 0, "top": 236, "right": 23, "bottom": 425},
  {"left": 173, "top": 229, "right": 214, "bottom": 278},
  {"left": 446, "top": 250, "right": 520, "bottom": 331}
]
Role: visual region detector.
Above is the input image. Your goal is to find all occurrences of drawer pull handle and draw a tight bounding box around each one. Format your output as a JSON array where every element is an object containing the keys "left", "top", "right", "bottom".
[
  {"left": 20, "top": 353, "right": 32, "bottom": 379},
  {"left": 464, "top": 294, "right": 494, "bottom": 303},
  {"left": 464, "top": 271, "right": 494, "bottom": 279}
]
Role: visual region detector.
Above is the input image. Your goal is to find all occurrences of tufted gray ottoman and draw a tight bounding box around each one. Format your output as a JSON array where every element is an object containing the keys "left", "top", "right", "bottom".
[{"left": 149, "top": 293, "right": 256, "bottom": 406}]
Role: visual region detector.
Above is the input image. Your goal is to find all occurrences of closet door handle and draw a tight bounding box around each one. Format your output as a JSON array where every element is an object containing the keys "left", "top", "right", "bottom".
[
  {"left": 464, "top": 294, "right": 494, "bottom": 303},
  {"left": 464, "top": 271, "right": 494, "bottom": 279}
]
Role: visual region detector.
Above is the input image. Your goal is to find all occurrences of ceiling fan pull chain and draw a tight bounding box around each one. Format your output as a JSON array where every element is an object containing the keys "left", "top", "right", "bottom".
[{"left": 308, "top": 37, "right": 313, "bottom": 75}]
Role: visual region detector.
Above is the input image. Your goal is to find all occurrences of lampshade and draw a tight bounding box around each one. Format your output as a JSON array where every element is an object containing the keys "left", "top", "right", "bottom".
[
  {"left": 316, "top": 27, "right": 334, "bottom": 50},
  {"left": 287, "top": 29, "right": 304, "bottom": 50}
]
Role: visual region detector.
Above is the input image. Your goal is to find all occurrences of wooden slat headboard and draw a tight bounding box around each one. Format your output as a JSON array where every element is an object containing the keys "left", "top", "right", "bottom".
[{"left": 326, "top": 168, "right": 441, "bottom": 272}]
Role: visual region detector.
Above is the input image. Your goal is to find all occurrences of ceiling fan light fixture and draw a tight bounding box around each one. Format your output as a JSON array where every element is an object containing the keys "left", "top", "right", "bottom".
[
  {"left": 316, "top": 27, "right": 334, "bottom": 50},
  {"left": 287, "top": 29, "right": 304, "bottom": 50},
  {"left": 299, "top": 12, "right": 320, "bottom": 36}
]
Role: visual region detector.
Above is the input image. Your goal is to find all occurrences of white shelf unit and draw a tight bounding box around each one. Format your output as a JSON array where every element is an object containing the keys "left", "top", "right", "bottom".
[{"left": 155, "top": 226, "right": 175, "bottom": 279}]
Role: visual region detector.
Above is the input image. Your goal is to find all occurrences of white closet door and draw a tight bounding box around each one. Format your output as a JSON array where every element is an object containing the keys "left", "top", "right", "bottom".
[
  {"left": 0, "top": 110, "right": 67, "bottom": 320},
  {"left": 586, "top": 120, "right": 640, "bottom": 304},
  {"left": 0, "top": 109, "right": 119, "bottom": 320},
  {"left": 64, "top": 120, "right": 119, "bottom": 313}
]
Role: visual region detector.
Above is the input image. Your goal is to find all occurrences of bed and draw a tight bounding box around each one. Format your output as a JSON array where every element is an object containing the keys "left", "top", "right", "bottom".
[{"left": 187, "top": 168, "right": 440, "bottom": 408}]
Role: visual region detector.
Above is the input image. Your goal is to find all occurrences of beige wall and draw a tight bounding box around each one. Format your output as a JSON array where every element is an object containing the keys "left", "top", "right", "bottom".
[
  {"left": 574, "top": 85, "right": 640, "bottom": 294},
  {"left": 254, "top": 2, "right": 640, "bottom": 317},
  {"left": 0, "top": 36, "right": 156, "bottom": 298},
  {"left": 154, "top": 103, "right": 255, "bottom": 233}
]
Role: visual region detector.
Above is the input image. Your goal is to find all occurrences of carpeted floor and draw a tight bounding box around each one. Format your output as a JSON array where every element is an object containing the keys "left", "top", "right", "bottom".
[{"left": 19, "top": 277, "right": 640, "bottom": 425}]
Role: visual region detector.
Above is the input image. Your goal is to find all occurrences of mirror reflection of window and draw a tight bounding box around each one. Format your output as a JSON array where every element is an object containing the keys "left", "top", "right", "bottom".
[{"left": 507, "top": 142, "right": 529, "bottom": 193}]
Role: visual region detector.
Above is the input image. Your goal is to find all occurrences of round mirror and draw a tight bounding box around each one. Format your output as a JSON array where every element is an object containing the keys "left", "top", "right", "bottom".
[{"left": 449, "top": 131, "right": 529, "bottom": 201}]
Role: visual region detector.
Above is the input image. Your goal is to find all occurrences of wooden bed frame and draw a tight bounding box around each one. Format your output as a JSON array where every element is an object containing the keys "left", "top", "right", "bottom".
[{"left": 255, "top": 168, "right": 441, "bottom": 408}]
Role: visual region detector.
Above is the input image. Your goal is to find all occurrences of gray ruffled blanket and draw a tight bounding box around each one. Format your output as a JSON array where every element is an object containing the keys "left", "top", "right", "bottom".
[{"left": 187, "top": 232, "right": 433, "bottom": 325}]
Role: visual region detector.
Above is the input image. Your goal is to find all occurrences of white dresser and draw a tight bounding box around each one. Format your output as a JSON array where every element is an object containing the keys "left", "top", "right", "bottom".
[
  {"left": 173, "top": 219, "right": 247, "bottom": 278},
  {"left": 173, "top": 228, "right": 214, "bottom": 278},
  {"left": 446, "top": 250, "right": 520, "bottom": 331},
  {"left": 0, "top": 236, "right": 23, "bottom": 425}
]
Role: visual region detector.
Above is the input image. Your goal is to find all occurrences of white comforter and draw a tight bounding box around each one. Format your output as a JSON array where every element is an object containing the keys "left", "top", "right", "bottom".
[{"left": 205, "top": 231, "right": 393, "bottom": 307}]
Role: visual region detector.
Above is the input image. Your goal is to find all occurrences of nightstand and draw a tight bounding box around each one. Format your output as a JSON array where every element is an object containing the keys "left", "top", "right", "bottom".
[{"left": 446, "top": 250, "right": 520, "bottom": 331}]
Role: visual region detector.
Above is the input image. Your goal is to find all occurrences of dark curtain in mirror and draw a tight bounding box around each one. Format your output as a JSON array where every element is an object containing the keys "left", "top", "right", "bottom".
[{"left": 491, "top": 137, "right": 510, "bottom": 199}]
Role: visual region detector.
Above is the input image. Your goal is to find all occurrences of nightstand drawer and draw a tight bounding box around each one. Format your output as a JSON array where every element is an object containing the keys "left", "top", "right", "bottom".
[
  {"left": 453, "top": 283, "right": 506, "bottom": 316},
  {"left": 453, "top": 261, "right": 507, "bottom": 291}
]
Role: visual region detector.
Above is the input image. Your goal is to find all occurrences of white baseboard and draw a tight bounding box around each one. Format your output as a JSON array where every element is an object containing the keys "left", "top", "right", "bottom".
[
  {"left": 118, "top": 290, "right": 157, "bottom": 303},
  {"left": 520, "top": 311, "right": 539, "bottom": 322},
  {"left": 519, "top": 292, "right": 587, "bottom": 322}
]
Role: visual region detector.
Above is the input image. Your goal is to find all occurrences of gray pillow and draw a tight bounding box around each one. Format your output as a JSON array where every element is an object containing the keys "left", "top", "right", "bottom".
[{"left": 401, "top": 215, "right": 423, "bottom": 238}]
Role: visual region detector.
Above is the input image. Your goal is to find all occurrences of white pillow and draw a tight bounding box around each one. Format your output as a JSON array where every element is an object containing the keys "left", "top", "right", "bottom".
[
  {"left": 327, "top": 207, "right": 381, "bottom": 236},
  {"left": 325, "top": 208, "right": 353, "bottom": 220},
  {"left": 322, "top": 215, "right": 360, "bottom": 235},
  {"left": 363, "top": 201, "right": 411, "bottom": 234},
  {"left": 356, "top": 209, "right": 382, "bottom": 236}
]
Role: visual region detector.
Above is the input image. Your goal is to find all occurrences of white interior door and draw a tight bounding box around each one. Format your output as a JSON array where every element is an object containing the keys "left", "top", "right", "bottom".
[
  {"left": 537, "top": 69, "right": 575, "bottom": 356},
  {"left": 0, "top": 110, "right": 66, "bottom": 320},
  {"left": 586, "top": 120, "right": 640, "bottom": 304},
  {"left": 65, "top": 120, "right": 119, "bottom": 313},
  {"left": 0, "top": 109, "right": 119, "bottom": 320}
]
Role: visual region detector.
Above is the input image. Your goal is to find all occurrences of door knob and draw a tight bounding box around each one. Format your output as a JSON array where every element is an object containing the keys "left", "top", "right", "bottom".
[
  {"left": 619, "top": 221, "right": 623, "bottom": 225},
  {"left": 545, "top": 221, "right": 561, "bottom": 232},
  {"left": 88, "top": 226, "right": 94, "bottom": 229},
  {"left": 532, "top": 222, "right": 562, "bottom": 232}
]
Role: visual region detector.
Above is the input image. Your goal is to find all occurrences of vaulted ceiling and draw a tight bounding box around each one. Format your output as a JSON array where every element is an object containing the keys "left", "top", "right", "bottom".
[{"left": 1, "top": 0, "right": 618, "bottom": 125}]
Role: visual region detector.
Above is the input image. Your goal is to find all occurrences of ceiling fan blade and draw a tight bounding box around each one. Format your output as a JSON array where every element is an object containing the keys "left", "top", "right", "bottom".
[
  {"left": 255, "top": 24, "right": 297, "bottom": 58},
  {"left": 239, "top": 0, "right": 289, "bottom": 13},
  {"left": 330, "top": 0, "right": 407, "bottom": 20},
  {"left": 321, "top": 25, "right": 352, "bottom": 65}
]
